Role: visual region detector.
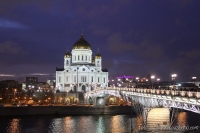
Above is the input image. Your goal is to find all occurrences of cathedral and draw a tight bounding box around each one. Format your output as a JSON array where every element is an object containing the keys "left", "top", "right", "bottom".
[{"left": 56, "top": 34, "right": 108, "bottom": 92}]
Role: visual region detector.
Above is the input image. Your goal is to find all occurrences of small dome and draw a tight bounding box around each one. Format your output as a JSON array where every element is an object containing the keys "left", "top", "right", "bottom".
[
  {"left": 95, "top": 52, "right": 101, "bottom": 59},
  {"left": 64, "top": 50, "right": 71, "bottom": 58},
  {"left": 72, "top": 35, "right": 92, "bottom": 50}
]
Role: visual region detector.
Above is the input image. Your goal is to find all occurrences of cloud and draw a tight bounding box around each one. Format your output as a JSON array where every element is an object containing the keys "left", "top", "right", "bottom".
[
  {"left": 137, "top": 41, "right": 164, "bottom": 60},
  {"left": 179, "top": 50, "right": 200, "bottom": 59},
  {"left": 30, "top": 73, "right": 50, "bottom": 76},
  {"left": 0, "top": 41, "right": 24, "bottom": 55},
  {"left": 107, "top": 33, "right": 134, "bottom": 54},
  {"left": 0, "top": 74, "right": 15, "bottom": 77},
  {"left": 103, "top": 58, "right": 114, "bottom": 69},
  {"left": 0, "top": 18, "right": 28, "bottom": 29},
  {"left": 90, "top": 25, "right": 110, "bottom": 36}
]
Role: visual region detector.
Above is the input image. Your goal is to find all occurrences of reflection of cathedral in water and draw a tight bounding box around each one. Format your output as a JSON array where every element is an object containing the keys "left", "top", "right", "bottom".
[{"left": 56, "top": 34, "right": 108, "bottom": 93}]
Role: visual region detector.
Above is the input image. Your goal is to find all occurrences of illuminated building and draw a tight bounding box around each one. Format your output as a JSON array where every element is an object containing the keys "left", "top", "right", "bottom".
[
  {"left": 56, "top": 34, "right": 108, "bottom": 92},
  {"left": 26, "top": 77, "right": 38, "bottom": 90},
  {"left": 116, "top": 76, "right": 135, "bottom": 88}
]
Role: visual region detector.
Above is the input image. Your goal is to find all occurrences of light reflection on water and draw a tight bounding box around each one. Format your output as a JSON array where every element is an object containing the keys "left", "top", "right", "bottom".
[
  {"left": 6, "top": 119, "right": 21, "bottom": 133},
  {"left": 177, "top": 112, "right": 188, "bottom": 126},
  {"left": 0, "top": 111, "right": 199, "bottom": 133},
  {"left": 52, "top": 115, "right": 133, "bottom": 133}
]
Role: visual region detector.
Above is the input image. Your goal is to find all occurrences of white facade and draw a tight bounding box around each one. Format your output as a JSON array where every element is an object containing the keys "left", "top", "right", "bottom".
[{"left": 56, "top": 35, "right": 108, "bottom": 92}]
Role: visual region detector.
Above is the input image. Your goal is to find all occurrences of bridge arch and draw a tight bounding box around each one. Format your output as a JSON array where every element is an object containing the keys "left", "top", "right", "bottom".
[{"left": 85, "top": 88, "right": 200, "bottom": 114}]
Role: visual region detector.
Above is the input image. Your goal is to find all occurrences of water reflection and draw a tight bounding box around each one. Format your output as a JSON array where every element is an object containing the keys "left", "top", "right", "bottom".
[
  {"left": 63, "top": 116, "right": 74, "bottom": 133},
  {"left": 50, "top": 118, "right": 65, "bottom": 133},
  {"left": 7, "top": 119, "right": 21, "bottom": 133},
  {"left": 135, "top": 116, "right": 143, "bottom": 130},
  {"left": 110, "top": 115, "right": 130, "bottom": 133},
  {"left": 177, "top": 112, "right": 188, "bottom": 126},
  {"left": 96, "top": 116, "right": 104, "bottom": 133},
  {"left": 35, "top": 118, "right": 46, "bottom": 133},
  {"left": 1, "top": 111, "right": 199, "bottom": 133}
]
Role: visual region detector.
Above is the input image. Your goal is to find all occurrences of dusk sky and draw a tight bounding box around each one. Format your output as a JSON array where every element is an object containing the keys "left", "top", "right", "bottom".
[{"left": 0, "top": 0, "right": 200, "bottom": 83}]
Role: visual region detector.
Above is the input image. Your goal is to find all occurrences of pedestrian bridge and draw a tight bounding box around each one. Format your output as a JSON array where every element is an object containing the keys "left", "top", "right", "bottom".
[{"left": 84, "top": 87, "right": 200, "bottom": 114}]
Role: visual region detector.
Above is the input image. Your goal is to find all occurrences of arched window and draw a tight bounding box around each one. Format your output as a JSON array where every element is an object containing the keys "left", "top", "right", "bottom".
[
  {"left": 78, "top": 55, "right": 79, "bottom": 60},
  {"left": 82, "top": 55, "right": 83, "bottom": 60},
  {"left": 75, "top": 56, "right": 76, "bottom": 61},
  {"left": 86, "top": 56, "right": 87, "bottom": 61},
  {"left": 66, "top": 60, "right": 69, "bottom": 65}
]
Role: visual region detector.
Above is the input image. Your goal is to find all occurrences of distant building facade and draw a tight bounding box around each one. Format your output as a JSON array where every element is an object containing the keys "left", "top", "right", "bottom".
[
  {"left": 56, "top": 34, "right": 109, "bottom": 92},
  {"left": 116, "top": 76, "right": 136, "bottom": 88},
  {"left": 0, "top": 80, "right": 18, "bottom": 89},
  {"left": 26, "top": 77, "right": 38, "bottom": 90}
]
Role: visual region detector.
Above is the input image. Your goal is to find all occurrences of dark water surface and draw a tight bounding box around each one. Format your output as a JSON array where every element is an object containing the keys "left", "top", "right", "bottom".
[{"left": 0, "top": 111, "right": 199, "bottom": 133}]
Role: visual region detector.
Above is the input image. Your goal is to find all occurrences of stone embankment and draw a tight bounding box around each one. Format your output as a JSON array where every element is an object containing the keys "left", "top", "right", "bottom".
[{"left": 0, "top": 106, "right": 133, "bottom": 116}]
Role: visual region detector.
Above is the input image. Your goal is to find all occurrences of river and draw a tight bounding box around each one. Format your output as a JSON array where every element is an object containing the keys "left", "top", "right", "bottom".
[{"left": 0, "top": 110, "right": 199, "bottom": 133}]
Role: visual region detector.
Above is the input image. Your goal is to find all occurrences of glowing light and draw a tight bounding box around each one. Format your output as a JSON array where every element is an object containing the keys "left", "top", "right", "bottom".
[
  {"left": 171, "top": 74, "right": 177, "bottom": 78},
  {"left": 192, "top": 77, "right": 197, "bottom": 80},
  {"left": 151, "top": 75, "right": 155, "bottom": 79}
]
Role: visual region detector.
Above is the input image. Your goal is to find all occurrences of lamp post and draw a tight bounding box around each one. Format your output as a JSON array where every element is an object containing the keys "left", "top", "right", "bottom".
[
  {"left": 171, "top": 74, "right": 177, "bottom": 96},
  {"left": 192, "top": 77, "right": 197, "bottom": 98},
  {"left": 48, "top": 97, "right": 51, "bottom": 103},
  {"left": 157, "top": 78, "right": 160, "bottom": 89},
  {"left": 136, "top": 77, "right": 139, "bottom": 88},
  {"left": 77, "top": 67, "right": 79, "bottom": 99},
  {"left": 14, "top": 89, "right": 17, "bottom": 100},
  {"left": 192, "top": 77, "right": 197, "bottom": 85},
  {"left": 151, "top": 75, "right": 155, "bottom": 89}
]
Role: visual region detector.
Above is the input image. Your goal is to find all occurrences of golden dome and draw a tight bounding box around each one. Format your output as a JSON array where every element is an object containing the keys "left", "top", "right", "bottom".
[
  {"left": 72, "top": 35, "right": 92, "bottom": 50},
  {"left": 64, "top": 50, "right": 71, "bottom": 58},
  {"left": 95, "top": 52, "right": 101, "bottom": 59}
]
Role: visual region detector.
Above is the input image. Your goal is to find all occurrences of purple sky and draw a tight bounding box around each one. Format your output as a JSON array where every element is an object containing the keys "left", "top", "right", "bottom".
[{"left": 0, "top": 0, "right": 200, "bottom": 83}]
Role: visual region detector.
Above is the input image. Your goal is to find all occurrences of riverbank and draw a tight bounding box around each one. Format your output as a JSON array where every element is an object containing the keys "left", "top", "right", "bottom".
[{"left": 0, "top": 106, "right": 134, "bottom": 116}]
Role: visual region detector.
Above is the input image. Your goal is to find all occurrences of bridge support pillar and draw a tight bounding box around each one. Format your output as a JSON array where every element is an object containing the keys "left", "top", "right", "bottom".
[{"left": 143, "top": 108, "right": 170, "bottom": 131}]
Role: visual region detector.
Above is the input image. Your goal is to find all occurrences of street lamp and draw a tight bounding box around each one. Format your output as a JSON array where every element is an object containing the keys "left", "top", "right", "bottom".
[
  {"left": 171, "top": 74, "right": 177, "bottom": 85},
  {"left": 14, "top": 89, "right": 17, "bottom": 100},
  {"left": 192, "top": 77, "right": 197, "bottom": 85},
  {"left": 48, "top": 97, "right": 51, "bottom": 103},
  {"left": 151, "top": 75, "right": 155, "bottom": 89},
  {"left": 171, "top": 74, "right": 177, "bottom": 96},
  {"left": 136, "top": 77, "right": 139, "bottom": 88},
  {"left": 157, "top": 78, "right": 160, "bottom": 89},
  {"left": 192, "top": 77, "right": 197, "bottom": 98},
  {"left": 77, "top": 67, "right": 79, "bottom": 99}
]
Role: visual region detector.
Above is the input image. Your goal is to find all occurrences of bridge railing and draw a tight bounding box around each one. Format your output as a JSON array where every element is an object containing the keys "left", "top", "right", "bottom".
[{"left": 104, "top": 87, "right": 200, "bottom": 99}]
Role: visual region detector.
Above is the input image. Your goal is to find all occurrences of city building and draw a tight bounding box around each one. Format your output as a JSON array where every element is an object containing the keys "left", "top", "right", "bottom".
[
  {"left": 26, "top": 77, "right": 38, "bottom": 90},
  {"left": 0, "top": 80, "right": 21, "bottom": 103},
  {"left": 56, "top": 34, "right": 109, "bottom": 92},
  {"left": 116, "top": 76, "right": 136, "bottom": 88},
  {"left": 47, "top": 80, "right": 56, "bottom": 90},
  {"left": 0, "top": 80, "right": 18, "bottom": 89}
]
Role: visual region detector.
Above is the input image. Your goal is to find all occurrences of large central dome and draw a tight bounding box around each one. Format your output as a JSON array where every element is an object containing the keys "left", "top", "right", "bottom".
[{"left": 72, "top": 35, "right": 92, "bottom": 50}]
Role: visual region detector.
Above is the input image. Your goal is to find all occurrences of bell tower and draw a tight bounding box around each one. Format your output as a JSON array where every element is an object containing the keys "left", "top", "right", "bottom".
[
  {"left": 64, "top": 50, "right": 71, "bottom": 69},
  {"left": 95, "top": 50, "right": 102, "bottom": 69}
]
